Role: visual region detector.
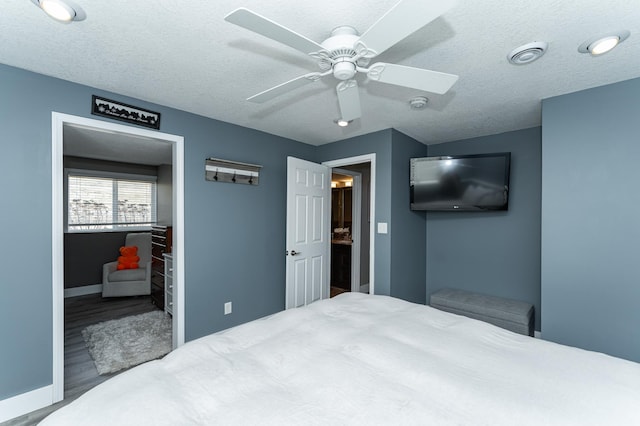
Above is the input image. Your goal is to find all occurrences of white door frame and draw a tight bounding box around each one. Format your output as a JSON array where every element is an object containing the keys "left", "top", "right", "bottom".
[
  {"left": 323, "top": 154, "right": 375, "bottom": 295},
  {"left": 51, "top": 112, "right": 185, "bottom": 403}
]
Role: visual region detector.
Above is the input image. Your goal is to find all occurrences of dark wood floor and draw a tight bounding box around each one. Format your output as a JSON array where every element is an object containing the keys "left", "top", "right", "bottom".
[
  {"left": 330, "top": 286, "right": 349, "bottom": 298},
  {"left": 64, "top": 294, "right": 160, "bottom": 399},
  {"left": 3, "top": 293, "right": 161, "bottom": 426}
]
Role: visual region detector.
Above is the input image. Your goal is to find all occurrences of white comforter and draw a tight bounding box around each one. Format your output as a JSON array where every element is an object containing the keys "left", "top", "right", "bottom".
[{"left": 40, "top": 293, "right": 640, "bottom": 425}]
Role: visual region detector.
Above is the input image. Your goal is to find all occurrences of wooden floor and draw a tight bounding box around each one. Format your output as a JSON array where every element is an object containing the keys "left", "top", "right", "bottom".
[
  {"left": 3, "top": 294, "right": 160, "bottom": 426},
  {"left": 330, "top": 286, "right": 349, "bottom": 298}
]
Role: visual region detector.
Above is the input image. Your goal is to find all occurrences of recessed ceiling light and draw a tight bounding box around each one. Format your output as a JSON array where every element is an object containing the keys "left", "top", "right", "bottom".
[
  {"left": 578, "top": 30, "right": 630, "bottom": 56},
  {"left": 335, "top": 119, "right": 351, "bottom": 127},
  {"left": 507, "top": 42, "right": 548, "bottom": 65},
  {"left": 31, "top": 0, "right": 86, "bottom": 23}
]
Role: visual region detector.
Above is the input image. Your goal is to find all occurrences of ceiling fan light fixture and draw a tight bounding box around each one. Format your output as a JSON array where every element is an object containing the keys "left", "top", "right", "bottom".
[
  {"left": 507, "top": 42, "right": 548, "bottom": 65},
  {"left": 578, "top": 31, "right": 630, "bottom": 56},
  {"left": 333, "top": 62, "right": 357, "bottom": 81},
  {"left": 31, "top": 0, "right": 86, "bottom": 23}
]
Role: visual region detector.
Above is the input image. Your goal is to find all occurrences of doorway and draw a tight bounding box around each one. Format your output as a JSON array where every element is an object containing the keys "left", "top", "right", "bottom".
[
  {"left": 330, "top": 168, "right": 361, "bottom": 297},
  {"left": 51, "top": 112, "right": 185, "bottom": 403},
  {"left": 324, "top": 154, "right": 376, "bottom": 296}
]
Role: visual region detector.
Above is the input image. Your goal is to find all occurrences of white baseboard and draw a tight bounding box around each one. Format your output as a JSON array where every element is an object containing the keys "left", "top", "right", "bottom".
[
  {"left": 0, "top": 385, "right": 53, "bottom": 423},
  {"left": 64, "top": 284, "right": 102, "bottom": 298}
]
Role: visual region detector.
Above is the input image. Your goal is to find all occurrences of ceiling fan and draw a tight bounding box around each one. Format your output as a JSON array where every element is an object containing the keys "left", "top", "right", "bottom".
[{"left": 224, "top": 0, "right": 459, "bottom": 122}]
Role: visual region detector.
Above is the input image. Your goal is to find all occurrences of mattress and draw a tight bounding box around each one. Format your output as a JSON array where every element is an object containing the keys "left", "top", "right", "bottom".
[{"left": 39, "top": 293, "right": 640, "bottom": 425}]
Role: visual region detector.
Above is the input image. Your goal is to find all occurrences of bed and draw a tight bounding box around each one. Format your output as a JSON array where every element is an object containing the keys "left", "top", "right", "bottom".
[{"left": 40, "top": 293, "right": 640, "bottom": 425}]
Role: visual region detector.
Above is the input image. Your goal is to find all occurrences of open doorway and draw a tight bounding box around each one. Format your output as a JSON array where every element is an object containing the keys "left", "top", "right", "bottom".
[
  {"left": 330, "top": 168, "right": 360, "bottom": 297},
  {"left": 324, "top": 154, "right": 375, "bottom": 297},
  {"left": 51, "top": 112, "right": 185, "bottom": 404}
]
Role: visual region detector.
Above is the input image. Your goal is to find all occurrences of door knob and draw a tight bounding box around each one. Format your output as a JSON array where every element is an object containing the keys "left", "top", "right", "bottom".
[{"left": 290, "top": 250, "right": 300, "bottom": 256}]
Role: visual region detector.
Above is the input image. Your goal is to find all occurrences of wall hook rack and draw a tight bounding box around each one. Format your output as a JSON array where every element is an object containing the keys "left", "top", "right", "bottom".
[{"left": 205, "top": 157, "right": 262, "bottom": 185}]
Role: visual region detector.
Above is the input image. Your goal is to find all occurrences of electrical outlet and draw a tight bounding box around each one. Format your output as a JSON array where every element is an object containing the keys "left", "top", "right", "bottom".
[{"left": 224, "top": 302, "right": 232, "bottom": 315}]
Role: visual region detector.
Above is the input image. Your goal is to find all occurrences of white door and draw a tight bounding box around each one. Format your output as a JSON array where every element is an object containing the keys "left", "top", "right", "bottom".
[{"left": 286, "top": 156, "right": 331, "bottom": 309}]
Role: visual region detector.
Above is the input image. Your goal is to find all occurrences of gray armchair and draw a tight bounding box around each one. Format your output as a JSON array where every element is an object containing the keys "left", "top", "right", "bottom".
[{"left": 102, "top": 232, "right": 152, "bottom": 297}]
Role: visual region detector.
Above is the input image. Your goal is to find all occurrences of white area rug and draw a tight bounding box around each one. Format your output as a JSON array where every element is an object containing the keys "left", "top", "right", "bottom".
[{"left": 82, "top": 310, "right": 172, "bottom": 375}]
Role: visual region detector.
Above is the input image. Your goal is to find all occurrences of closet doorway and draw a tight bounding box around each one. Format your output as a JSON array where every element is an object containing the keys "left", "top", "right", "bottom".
[{"left": 51, "top": 112, "right": 185, "bottom": 404}]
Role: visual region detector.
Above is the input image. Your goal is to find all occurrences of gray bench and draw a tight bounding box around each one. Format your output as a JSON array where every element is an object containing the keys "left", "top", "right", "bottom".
[{"left": 430, "top": 288, "right": 534, "bottom": 336}]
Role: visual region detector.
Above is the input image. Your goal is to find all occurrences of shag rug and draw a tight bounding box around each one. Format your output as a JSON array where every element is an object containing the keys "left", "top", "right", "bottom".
[{"left": 82, "top": 310, "right": 172, "bottom": 375}]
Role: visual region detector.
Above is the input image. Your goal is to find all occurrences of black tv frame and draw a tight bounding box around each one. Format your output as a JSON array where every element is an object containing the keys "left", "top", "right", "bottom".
[{"left": 410, "top": 152, "right": 511, "bottom": 212}]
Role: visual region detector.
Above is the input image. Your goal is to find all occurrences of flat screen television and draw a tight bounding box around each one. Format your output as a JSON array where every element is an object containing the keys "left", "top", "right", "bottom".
[{"left": 410, "top": 152, "right": 511, "bottom": 211}]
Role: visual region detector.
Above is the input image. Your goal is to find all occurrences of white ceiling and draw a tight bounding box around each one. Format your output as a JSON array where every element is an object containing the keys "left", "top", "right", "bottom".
[{"left": 2, "top": 0, "right": 640, "bottom": 149}]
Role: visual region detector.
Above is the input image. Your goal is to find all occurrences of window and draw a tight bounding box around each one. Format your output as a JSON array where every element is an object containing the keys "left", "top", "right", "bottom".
[{"left": 66, "top": 169, "right": 157, "bottom": 232}]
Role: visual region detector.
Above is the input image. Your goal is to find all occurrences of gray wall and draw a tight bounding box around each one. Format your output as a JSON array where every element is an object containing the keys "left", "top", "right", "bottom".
[
  {"left": 541, "top": 77, "right": 640, "bottom": 362},
  {"left": 0, "top": 63, "right": 314, "bottom": 400},
  {"left": 390, "top": 130, "right": 428, "bottom": 303},
  {"left": 426, "top": 127, "right": 542, "bottom": 330},
  {"left": 64, "top": 232, "right": 129, "bottom": 288},
  {"left": 1, "top": 65, "right": 55, "bottom": 398},
  {"left": 183, "top": 122, "right": 315, "bottom": 340}
]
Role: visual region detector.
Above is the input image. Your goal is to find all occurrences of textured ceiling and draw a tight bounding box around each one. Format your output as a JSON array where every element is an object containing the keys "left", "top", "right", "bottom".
[
  {"left": 64, "top": 123, "right": 173, "bottom": 165},
  {"left": 2, "top": 0, "right": 640, "bottom": 147}
]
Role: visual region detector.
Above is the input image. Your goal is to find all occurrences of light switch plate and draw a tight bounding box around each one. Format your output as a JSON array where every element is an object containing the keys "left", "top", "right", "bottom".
[{"left": 377, "top": 222, "right": 388, "bottom": 234}]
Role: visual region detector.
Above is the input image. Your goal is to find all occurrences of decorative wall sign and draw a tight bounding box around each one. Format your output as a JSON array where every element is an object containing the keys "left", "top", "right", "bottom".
[
  {"left": 91, "top": 95, "right": 161, "bottom": 130},
  {"left": 205, "top": 158, "right": 262, "bottom": 185}
]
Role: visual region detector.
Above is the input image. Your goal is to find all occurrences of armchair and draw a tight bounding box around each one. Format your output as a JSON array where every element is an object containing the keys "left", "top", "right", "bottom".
[{"left": 102, "top": 232, "right": 152, "bottom": 297}]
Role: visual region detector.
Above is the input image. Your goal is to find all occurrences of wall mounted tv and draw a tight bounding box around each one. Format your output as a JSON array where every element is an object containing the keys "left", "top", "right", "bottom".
[{"left": 410, "top": 152, "right": 511, "bottom": 211}]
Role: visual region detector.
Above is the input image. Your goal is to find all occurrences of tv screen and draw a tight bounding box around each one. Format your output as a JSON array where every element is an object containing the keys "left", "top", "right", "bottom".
[{"left": 410, "top": 152, "right": 511, "bottom": 211}]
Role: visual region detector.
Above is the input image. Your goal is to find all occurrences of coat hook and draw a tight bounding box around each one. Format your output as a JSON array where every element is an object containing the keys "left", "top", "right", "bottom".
[
  {"left": 231, "top": 172, "right": 236, "bottom": 183},
  {"left": 213, "top": 169, "right": 218, "bottom": 181}
]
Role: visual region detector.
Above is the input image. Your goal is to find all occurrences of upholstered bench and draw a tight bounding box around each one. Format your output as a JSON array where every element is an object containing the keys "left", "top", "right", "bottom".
[{"left": 430, "top": 288, "right": 534, "bottom": 336}]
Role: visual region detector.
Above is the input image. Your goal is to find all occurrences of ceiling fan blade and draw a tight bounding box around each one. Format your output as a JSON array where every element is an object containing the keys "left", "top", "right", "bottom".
[
  {"left": 225, "top": 8, "right": 326, "bottom": 56},
  {"left": 366, "top": 62, "right": 458, "bottom": 94},
  {"left": 336, "top": 80, "right": 362, "bottom": 121},
  {"left": 356, "top": 0, "right": 455, "bottom": 58},
  {"left": 247, "top": 72, "right": 325, "bottom": 103}
]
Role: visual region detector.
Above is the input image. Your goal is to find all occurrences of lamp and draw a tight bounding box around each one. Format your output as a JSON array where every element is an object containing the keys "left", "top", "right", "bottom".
[
  {"left": 578, "top": 31, "right": 630, "bottom": 56},
  {"left": 31, "top": 0, "right": 86, "bottom": 23}
]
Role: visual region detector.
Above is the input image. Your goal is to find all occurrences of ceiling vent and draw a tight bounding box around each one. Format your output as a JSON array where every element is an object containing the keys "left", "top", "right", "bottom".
[{"left": 507, "top": 42, "right": 548, "bottom": 65}]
